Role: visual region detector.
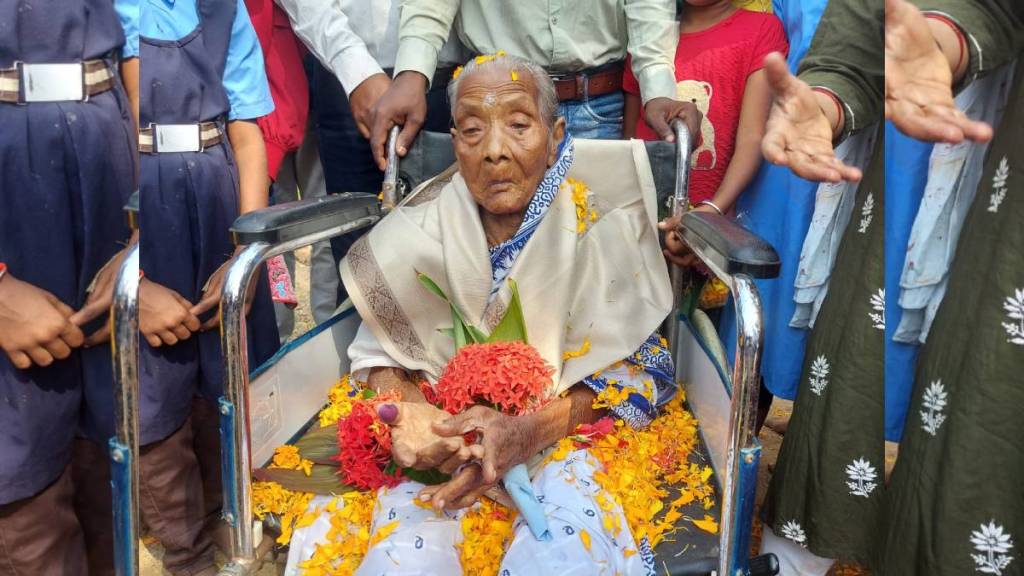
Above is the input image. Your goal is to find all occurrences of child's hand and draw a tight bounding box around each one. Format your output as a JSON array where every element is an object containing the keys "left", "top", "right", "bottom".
[
  {"left": 189, "top": 252, "right": 256, "bottom": 332},
  {"left": 0, "top": 274, "right": 85, "bottom": 369},
  {"left": 139, "top": 278, "right": 200, "bottom": 348},
  {"left": 761, "top": 52, "right": 862, "bottom": 183},
  {"left": 658, "top": 204, "right": 720, "bottom": 267},
  {"left": 69, "top": 244, "right": 133, "bottom": 347}
]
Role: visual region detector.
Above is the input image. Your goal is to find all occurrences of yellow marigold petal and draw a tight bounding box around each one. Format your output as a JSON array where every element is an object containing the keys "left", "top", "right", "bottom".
[
  {"left": 562, "top": 337, "right": 591, "bottom": 361},
  {"left": 579, "top": 528, "right": 592, "bottom": 552},
  {"left": 369, "top": 520, "right": 400, "bottom": 547},
  {"left": 692, "top": 515, "right": 719, "bottom": 534},
  {"left": 623, "top": 548, "right": 637, "bottom": 558},
  {"left": 511, "top": 70, "right": 519, "bottom": 81}
]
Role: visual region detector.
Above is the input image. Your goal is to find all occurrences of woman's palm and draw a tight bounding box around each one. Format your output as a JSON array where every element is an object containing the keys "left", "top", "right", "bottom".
[{"left": 884, "top": 0, "right": 992, "bottom": 143}]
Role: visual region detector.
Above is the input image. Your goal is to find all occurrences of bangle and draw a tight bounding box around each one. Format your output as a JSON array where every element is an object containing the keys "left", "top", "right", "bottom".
[
  {"left": 925, "top": 13, "right": 967, "bottom": 76},
  {"left": 0, "top": 262, "right": 6, "bottom": 283},
  {"left": 696, "top": 200, "right": 724, "bottom": 215},
  {"left": 811, "top": 87, "right": 844, "bottom": 136}
]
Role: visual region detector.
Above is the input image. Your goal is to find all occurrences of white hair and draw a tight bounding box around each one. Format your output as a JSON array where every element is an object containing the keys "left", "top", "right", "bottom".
[{"left": 447, "top": 54, "right": 558, "bottom": 127}]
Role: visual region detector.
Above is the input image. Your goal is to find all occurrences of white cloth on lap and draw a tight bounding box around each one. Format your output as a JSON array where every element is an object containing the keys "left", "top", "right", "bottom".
[{"left": 284, "top": 450, "right": 652, "bottom": 575}]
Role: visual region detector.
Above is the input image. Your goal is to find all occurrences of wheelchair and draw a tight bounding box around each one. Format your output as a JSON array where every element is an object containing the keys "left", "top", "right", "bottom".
[
  {"left": 110, "top": 191, "right": 141, "bottom": 576},
  {"left": 213, "top": 122, "right": 781, "bottom": 576}
]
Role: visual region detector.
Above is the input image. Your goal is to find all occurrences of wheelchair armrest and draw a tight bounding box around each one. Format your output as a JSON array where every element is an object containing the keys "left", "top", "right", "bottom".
[
  {"left": 678, "top": 212, "right": 780, "bottom": 279},
  {"left": 230, "top": 193, "right": 381, "bottom": 245},
  {"left": 124, "top": 190, "right": 139, "bottom": 230}
]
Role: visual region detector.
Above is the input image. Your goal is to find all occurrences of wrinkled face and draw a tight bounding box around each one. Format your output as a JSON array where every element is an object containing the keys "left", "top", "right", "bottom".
[{"left": 451, "top": 67, "right": 566, "bottom": 216}]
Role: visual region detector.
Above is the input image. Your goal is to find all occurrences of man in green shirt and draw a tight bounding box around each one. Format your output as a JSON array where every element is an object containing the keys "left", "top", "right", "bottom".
[{"left": 366, "top": 0, "right": 700, "bottom": 169}]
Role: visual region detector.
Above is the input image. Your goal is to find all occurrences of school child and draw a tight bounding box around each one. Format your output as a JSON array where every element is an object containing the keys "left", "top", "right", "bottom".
[
  {"left": 74, "top": 1, "right": 280, "bottom": 574},
  {"left": 0, "top": 0, "right": 138, "bottom": 572},
  {"left": 624, "top": 0, "right": 788, "bottom": 217}
]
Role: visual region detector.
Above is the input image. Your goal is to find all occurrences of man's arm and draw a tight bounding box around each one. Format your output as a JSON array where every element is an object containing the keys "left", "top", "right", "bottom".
[
  {"left": 273, "top": 0, "right": 383, "bottom": 95},
  {"left": 392, "top": 0, "right": 461, "bottom": 84},
  {"left": 623, "top": 0, "right": 678, "bottom": 104}
]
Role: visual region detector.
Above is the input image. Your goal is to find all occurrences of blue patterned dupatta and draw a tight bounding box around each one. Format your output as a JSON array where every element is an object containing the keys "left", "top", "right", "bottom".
[{"left": 485, "top": 135, "right": 676, "bottom": 429}]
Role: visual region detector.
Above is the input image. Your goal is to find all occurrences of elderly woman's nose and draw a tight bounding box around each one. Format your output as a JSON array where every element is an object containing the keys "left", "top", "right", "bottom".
[{"left": 481, "top": 127, "right": 509, "bottom": 163}]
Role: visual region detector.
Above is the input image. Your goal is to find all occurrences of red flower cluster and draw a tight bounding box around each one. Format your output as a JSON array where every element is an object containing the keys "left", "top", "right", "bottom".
[
  {"left": 434, "top": 341, "right": 555, "bottom": 416},
  {"left": 335, "top": 399, "right": 403, "bottom": 491},
  {"left": 572, "top": 417, "right": 616, "bottom": 448}
]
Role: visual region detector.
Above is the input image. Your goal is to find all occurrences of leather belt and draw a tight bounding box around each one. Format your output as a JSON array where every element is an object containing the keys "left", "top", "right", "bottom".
[
  {"left": 139, "top": 122, "right": 222, "bottom": 154},
  {"left": 550, "top": 62, "right": 624, "bottom": 102},
  {"left": 0, "top": 59, "right": 115, "bottom": 104}
]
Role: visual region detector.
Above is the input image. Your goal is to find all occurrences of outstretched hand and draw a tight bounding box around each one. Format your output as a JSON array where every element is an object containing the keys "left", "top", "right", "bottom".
[
  {"left": 884, "top": 0, "right": 992, "bottom": 143},
  {"left": 761, "top": 52, "right": 862, "bottom": 183}
]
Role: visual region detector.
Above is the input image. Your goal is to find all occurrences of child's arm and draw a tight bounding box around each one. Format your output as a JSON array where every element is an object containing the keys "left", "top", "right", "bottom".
[
  {"left": 228, "top": 119, "right": 270, "bottom": 215},
  {"left": 708, "top": 69, "right": 772, "bottom": 213},
  {"left": 623, "top": 92, "right": 642, "bottom": 138}
]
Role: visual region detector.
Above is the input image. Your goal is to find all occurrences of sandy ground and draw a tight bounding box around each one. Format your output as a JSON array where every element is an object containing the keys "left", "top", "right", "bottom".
[{"left": 141, "top": 248, "right": 874, "bottom": 575}]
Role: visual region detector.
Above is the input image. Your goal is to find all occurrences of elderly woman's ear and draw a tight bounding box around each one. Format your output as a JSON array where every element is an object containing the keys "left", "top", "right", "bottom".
[{"left": 548, "top": 117, "right": 567, "bottom": 167}]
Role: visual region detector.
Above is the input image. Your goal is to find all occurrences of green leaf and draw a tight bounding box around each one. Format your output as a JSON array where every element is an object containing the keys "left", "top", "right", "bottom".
[
  {"left": 465, "top": 323, "right": 488, "bottom": 344},
  {"left": 419, "top": 272, "right": 484, "bottom": 348},
  {"left": 294, "top": 425, "right": 340, "bottom": 465},
  {"left": 253, "top": 464, "right": 354, "bottom": 495},
  {"left": 401, "top": 467, "right": 451, "bottom": 486},
  {"left": 360, "top": 389, "right": 377, "bottom": 400},
  {"left": 383, "top": 461, "right": 398, "bottom": 476},
  {"left": 452, "top": 316, "right": 469, "bottom": 349},
  {"left": 486, "top": 278, "right": 529, "bottom": 344}
]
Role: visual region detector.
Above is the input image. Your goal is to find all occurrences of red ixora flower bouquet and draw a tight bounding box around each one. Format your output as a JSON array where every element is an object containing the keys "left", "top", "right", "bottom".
[{"left": 332, "top": 274, "right": 556, "bottom": 497}]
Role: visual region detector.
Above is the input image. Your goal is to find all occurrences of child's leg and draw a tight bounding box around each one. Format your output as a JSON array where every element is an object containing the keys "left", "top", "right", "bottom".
[
  {"left": 0, "top": 465, "right": 87, "bottom": 574},
  {"left": 138, "top": 418, "right": 215, "bottom": 575}
]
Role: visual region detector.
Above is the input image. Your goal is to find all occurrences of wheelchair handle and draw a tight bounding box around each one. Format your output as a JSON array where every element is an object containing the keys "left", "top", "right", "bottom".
[
  {"left": 671, "top": 119, "right": 692, "bottom": 220},
  {"left": 382, "top": 125, "right": 401, "bottom": 210}
]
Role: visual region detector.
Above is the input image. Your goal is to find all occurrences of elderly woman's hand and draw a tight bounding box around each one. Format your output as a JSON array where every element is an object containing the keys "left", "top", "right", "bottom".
[
  {"left": 416, "top": 406, "right": 536, "bottom": 511},
  {"left": 378, "top": 402, "right": 483, "bottom": 472}
]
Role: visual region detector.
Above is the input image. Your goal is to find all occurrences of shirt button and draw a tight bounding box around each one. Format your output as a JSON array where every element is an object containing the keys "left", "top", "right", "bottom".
[{"left": 551, "top": 16, "right": 558, "bottom": 25}]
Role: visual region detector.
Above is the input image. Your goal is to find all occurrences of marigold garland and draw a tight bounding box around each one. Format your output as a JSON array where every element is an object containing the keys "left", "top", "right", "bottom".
[{"left": 457, "top": 498, "right": 516, "bottom": 575}]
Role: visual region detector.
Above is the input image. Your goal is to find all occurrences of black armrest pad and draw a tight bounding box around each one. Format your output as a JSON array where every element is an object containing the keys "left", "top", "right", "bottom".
[
  {"left": 400, "top": 131, "right": 457, "bottom": 192},
  {"left": 124, "top": 190, "right": 139, "bottom": 230},
  {"left": 231, "top": 193, "right": 380, "bottom": 245},
  {"left": 643, "top": 140, "right": 678, "bottom": 202},
  {"left": 679, "top": 212, "right": 780, "bottom": 279}
]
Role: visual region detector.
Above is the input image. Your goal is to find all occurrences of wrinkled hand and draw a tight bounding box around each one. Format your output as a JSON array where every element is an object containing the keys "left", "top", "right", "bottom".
[
  {"left": 188, "top": 253, "right": 255, "bottom": 332},
  {"left": 658, "top": 204, "right": 719, "bottom": 267},
  {"left": 0, "top": 274, "right": 84, "bottom": 369},
  {"left": 349, "top": 73, "right": 392, "bottom": 140},
  {"left": 69, "top": 244, "right": 132, "bottom": 346},
  {"left": 644, "top": 97, "right": 702, "bottom": 145},
  {"left": 378, "top": 402, "right": 482, "bottom": 472},
  {"left": 370, "top": 71, "right": 428, "bottom": 171},
  {"left": 761, "top": 52, "right": 862, "bottom": 183},
  {"left": 884, "top": 0, "right": 992, "bottom": 143},
  {"left": 417, "top": 406, "right": 534, "bottom": 511},
  {"left": 139, "top": 278, "right": 200, "bottom": 347}
]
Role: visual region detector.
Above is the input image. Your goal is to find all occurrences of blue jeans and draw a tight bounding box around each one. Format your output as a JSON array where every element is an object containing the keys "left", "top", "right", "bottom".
[{"left": 558, "top": 91, "right": 624, "bottom": 140}]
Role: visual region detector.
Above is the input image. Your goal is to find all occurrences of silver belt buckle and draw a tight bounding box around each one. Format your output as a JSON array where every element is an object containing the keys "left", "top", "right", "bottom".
[
  {"left": 18, "top": 62, "right": 85, "bottom": 103},
  {"left": 154, "top": 124, "right": 202, "bottom": 153}
]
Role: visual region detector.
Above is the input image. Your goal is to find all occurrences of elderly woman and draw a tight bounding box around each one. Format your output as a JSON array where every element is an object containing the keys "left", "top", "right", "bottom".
[{"left": 286, "top": 54, "right": 678, "bottom": 575}]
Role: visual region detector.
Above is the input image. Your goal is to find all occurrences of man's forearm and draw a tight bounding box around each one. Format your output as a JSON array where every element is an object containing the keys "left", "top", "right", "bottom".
[
  {"left": 393, "top": 0, "right": 460, "bottom": 83},
  {"left": 227, "top": 120, "right": 269, "bottom": 215},
  {"left": 624, "top": 0, "right": 678, "bottom": 102}
]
